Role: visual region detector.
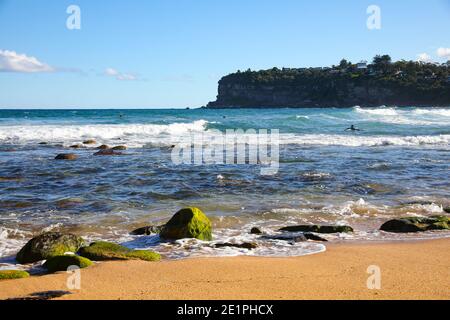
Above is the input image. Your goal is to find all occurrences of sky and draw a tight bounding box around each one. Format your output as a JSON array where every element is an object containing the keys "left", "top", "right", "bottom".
[{"left": 0, "top": 0, "right": 449, "bottom": 109}]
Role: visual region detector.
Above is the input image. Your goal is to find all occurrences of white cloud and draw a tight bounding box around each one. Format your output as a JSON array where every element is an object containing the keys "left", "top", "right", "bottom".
[
  {"left": 417, "top": 53, "right": 432, "bottom": 63},
  {"left": 0, "top": 49, "right": 54, "bottom": 73},
  {"left": 104, "top": 67, "right": 138, "bottom": 81},
  {"left": 436, "top": 47, "right": 450, "bottom": 60}
]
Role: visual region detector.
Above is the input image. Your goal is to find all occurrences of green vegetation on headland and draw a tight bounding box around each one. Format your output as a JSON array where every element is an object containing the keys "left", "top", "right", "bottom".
[{"left": 207, "top": 55, "right": 450, "bottom": 108}]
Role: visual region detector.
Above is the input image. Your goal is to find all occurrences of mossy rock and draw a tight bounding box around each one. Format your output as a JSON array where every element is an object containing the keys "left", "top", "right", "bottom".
[
  {"left": 160, "top": 207, "right": 212, "bottom": 241},
  {"left": 380, "top": 215, "right": 450, "bottom": 233},
  {"left": 279, "top": 225, "right": 354, "bottom": 234},
  {"left": 78, "top": 241, "right": 161, "bottom": 262},
  {"left": 0, "top": 270, "right": 30, "bottom": 280},
  {"left": 16, "top": 232, "right": 85, "bottom": 264},
  {"left": 112, "top": 146, "right": 127, "bottom": 151},
  {"left": 125, "top": 250, "right": 161, "bottom": 261},
  {"left": 44, "top": 255, "right": 93, "bottom": 273}
]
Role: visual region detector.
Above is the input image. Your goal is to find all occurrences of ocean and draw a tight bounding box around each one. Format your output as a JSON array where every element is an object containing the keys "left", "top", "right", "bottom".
[{"left": 1, "top": 106, "right": 450, "bottom": 266}]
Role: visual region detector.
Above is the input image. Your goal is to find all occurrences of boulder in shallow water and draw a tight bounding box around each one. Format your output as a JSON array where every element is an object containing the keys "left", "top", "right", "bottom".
[
  {"left": 380, "top": 215, "right": 450, "bottom": 233},
  {"left": 112, "top": 145, "right": 127, "bottom": 151},
  {"left": 16, "top": 232, "right": 85, "bottom": 264},
  {"left": 55, "top": 153, "right": 77, "bottom": 160},
  {"left": 160, "top": 207, "right": 213, "bottom": 241},
  {"left": 279, "top": 225, "right": 353, "bottom": 234},
  {"left": 94, "top": 149, "right": 123, "bottom": 156},
  {"left": 96, "top": 144, "right": 110, "bottom": 150},
  {"left": 215, "top": 242, "right": 257, "bottom": 250},
  {"left": 78, "top": 241, "right": 161, "bottom": 261},
  {"left": 83, "top": 139, "right": 96, "bottom": 145},
  {"left": 250, "top": 227, "right": 262, "bottom": 234},
  {"left": 69, "top": 144, "right": 84, "bottom": 149},
  {"left": 130, "top": 225, "right": 164, "bottom": 235},
  {"left": 0, "top": 270, "right": 30, "bottom": 280},
  {"left": 44, "top": 255, "right": 93, "bottom": 273}
]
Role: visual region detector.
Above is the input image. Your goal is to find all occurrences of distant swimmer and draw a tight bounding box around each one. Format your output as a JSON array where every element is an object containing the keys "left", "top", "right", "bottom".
[{"left": 345, "top": 124, "right": 362, "bottom": 132}]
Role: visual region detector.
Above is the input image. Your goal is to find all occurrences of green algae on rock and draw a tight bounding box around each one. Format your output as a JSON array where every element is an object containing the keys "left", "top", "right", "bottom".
[
  {"left": 160, "top": 207, "right": 213, "bottom": 241},
  {"left": 16, "top": 232, "right": 85, "bottom": 264},
  {"left": 380, "top": 215, "right": 450, "bottom": 233},
  {"left": 43, "top": 255, "right": 93, "bottom": 273},
  {"left": 0, "top": 270, "right": 30, "bottom": 280},
  {"left": 78, "top": 241, "right": 161, "bottom": 261}
]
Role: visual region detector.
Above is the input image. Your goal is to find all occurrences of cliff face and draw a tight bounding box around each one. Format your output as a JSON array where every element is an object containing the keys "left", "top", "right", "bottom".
[{"left": 207, "top": 63, "right": 450, "bottom": 108}]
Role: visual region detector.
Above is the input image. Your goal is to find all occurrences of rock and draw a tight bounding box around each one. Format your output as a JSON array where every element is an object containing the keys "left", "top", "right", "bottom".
[
  {"left": 43, "top": 255, "right": 93, "bottom": 273},
  {"left": 380, "top": 215, "right": 450, "bottom": 233},
  {"left": 38, "top": 142, "right": 48, "bottom": 145},
  {"left": 130, "top": 225, "right": 164, "bottom": 235},
  {"left": 83, "top": 139, "right": 96, "bottom": 145},
  {"left": 444, "top": 207, "right": 450, "bottom": 214},
  {"left": 160, "top": 207, "right": 212, "bottom": 241},
  {"left": 70, "top": 144, "right": 84, "bottom": 149},
  {"left": 250, "top": 227, "right": 262, "bottom": 234},
  {"left": 215, "top": 242, "right": 257, "bottom": 250},
  {"left": 16, "top": 232, "right": 85, "bottom": 264},
  {"left": 112, "top": 146, "right": 127, "bottom": 151},
  {"left": 279, "top": 225, "right": 353, "bottom": 234},
  {"left": 96, "top": 145, "right": 110, "bottom": 150},
  {"left": 0, "top": 270, "right": 30, "bottom": 280},
  {"left": 94, "top": 149, "right": 123, "bottom": 156},
  {"left": 78, "top": 241, "right": 161, "bottom": 262},
  {"left": 55, "top": 153, "right": 77, "bottom": 160},
  {"left": 262, "top": 234, "right": 308, "bottom": 242}
]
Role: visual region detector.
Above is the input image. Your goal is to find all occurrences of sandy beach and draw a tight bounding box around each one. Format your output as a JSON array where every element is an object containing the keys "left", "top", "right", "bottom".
[{"left": 0, "top": 238, "right": 448, "bottom": 300}]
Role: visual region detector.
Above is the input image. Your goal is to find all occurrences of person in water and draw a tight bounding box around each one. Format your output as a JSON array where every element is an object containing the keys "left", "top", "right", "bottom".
[{"left": 345, "top": 124, "right": 362, "bottom": 131}]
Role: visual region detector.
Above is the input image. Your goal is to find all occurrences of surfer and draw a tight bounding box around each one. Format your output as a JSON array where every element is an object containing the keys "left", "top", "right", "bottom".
[{"left": 345, "top": 124, "right": 362, "bottom": 132}]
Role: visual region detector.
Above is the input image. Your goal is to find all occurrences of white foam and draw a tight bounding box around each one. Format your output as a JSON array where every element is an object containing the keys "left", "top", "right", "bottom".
[
  {"left": 0, "top": 120, "right": 209, "bottom": 148},
  {"left": 354, "top": 106, "right": 398, "bottom": 116},
  {"left": 279, "top": 133, "right": 450, "bottom": 147}
]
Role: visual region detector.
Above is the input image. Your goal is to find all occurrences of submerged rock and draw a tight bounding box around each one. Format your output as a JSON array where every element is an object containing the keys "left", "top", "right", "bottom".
[
  {"left": 112, "top": 146, "right": 127, "bottom": 151},
  {"left": 215, "top": 242, "right": 257, "bottom": 250},
  {"left": 130, "top": 225, "right": 164, "bottom": 235},
  {"left": 94, "top": 149, "right": 123, "bottom": 156},
  {"left": 69, "top": 144, "right": 84, "bottom": 149},
  {"left": 78, "top": 241, "right": 161, "bottom": 262},
  {"left": 44, "top": 255, "right": 93, "bottom": 273},
  {"left": 55, "top": 153, "right": 77, "bottom": 160},
  {"left": 279, "top": 225, "right": 353, "bottom": 234},
  {"left": 160, "top": 207, "right": 213, "bottom": 241},
  {"left": 262, "top": 233, "right": 327, "bottom": 242},
  {"left": 0, "top": 270, "right": 30, "bottom": 280},
  {"left": 16, "top": 232, "right": 85, "bottom": 264},
  {"left": 250, "top": 227, "right": 262, "bottom": 234},
  {"left": 380, "top": 215, "right": 450, "bottom": 233}
]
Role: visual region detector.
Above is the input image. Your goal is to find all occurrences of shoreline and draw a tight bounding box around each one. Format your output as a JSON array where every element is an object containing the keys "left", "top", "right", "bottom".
[{"left": 0, "top": 238, "right": 448, "bottom": 300}]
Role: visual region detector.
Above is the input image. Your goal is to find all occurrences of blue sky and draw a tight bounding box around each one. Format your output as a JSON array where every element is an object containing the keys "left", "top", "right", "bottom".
[{"left": 0, "top": 0, "right": 449, "bottom": 108}]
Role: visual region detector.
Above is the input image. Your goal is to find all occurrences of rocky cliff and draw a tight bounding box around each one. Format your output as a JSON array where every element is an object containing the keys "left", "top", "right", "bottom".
[{"left": 207, "top": 58, "right": 450, "bottom": 108}]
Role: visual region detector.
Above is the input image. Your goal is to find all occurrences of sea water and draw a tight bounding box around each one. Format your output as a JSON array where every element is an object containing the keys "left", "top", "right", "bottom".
[{"left": 0, "top": 106, "right": 449, "bottom": 265}]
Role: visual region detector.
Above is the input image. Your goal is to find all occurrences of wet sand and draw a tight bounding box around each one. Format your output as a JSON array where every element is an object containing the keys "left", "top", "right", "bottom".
[{"left": 0, "top": 238, "right": 449, "bottom": 300}]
